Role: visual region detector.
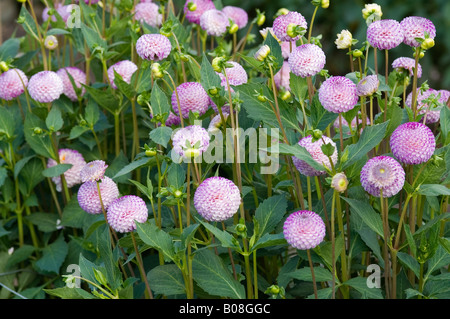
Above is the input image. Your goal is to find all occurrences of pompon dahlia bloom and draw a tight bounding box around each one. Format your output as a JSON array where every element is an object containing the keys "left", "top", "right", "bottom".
[
  {"left": 390, "top": 122, "right": 436, "bottom": 165},
  {"left": 0, "top": 69, "right": 28, "bottom": 101},
  {"left": 400, "top": 16, "right": 436, "bottom": 47},
  {"left": 318, "top": 76, "right": 358, "bottom": 113},
  {"left": 56, "top": 67, "right": 87, "bottom": 101},
  {"left": 172, "top": 125, "right": 210, "bottom": 158},
  {"left": 183, "top": 0, "right": 215, "bottom": 25},
  {"left": 165, "top": 112, "right": 182, "bottom": 127},
  {"left": 367, "top": 19, "right": 404, "bottom": 50},
  {"left": 288, "top": 43, "right": 326, "bottom": 78},
  {"left": 77, "top": 177, "right": 120, "bottom": 215},
  {"left": 406, "top": 88, "right": 441, "bottom": 124},
  {"left": 356, "top": 74, "right": 379, "bottom": 97},
  {"left": 80, "top": 160, "right": 108, "bottom": 183},
  {"left": 274, "top": 61, "right": 291, "bottom": 91},
  {"left": 134, "top": 2, "right": 163, "bottom": 28},
  {"left": 392, "top": 57, "right": 422, "bottom": 78},
  {"left": 292, "top": 135, "right": 338, "bottom": 176},
  {"left": 217, "top": 61, "right": 248, "bottom": 90},
  {"left": 272, "top": 11, "right": 307, "bottom": 42},
  {"left": 28, "top": 71, "right": 64, "bottom": 103},
  {"left": 199, "top": 9, "right": 230, "bottom": 36},
  {"left": 283, "top": 210, "right": 326, "bottom": 250},
  {"left": 107, "top": 195, "right": 149, "bottom": 233},
  {"left": 193, "top": 176, "right": 241, "bottom": 222},
  {"left": 360, "top": 156, "right": 405, "bottom": 198},
  {"left": 222, "top": 6, "right": 248, "bottom": 29},
  {"left": 107, "top": 60, "right": 138, "bottom": 89},
  {"left": 47, "top": 149, "right": 86, "bottom": 192},
  {"left": 171, "top": 82, "right": 210, "bottom": 118},
  {"left": 136, "top": 34, "right": 172, "bottom": 61},
  {"left": 207, "top": 111, "right": 229, "bottom": 133}
]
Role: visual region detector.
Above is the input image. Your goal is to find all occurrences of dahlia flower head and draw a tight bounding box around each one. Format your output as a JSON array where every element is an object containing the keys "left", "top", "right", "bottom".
[
  {"left": 283, "top": 210, "right": 326, "bottom": 250},
  {"left": 292, "top": 135, "right": 338, "bottom": 177},
  {"left": 107, "top": 60, "right": 138, "bottom": 90},
  {"left": 356, "top": 74, "right": 379, "bottom": 97},
  {"left": 193, "top": 176, "right": 241, "bottom": 222},
  {"left": 80, "top": 160, "right": 108, "bottom": 183},
  {"left": 274, "top": 61, "right": 291, "bottom": 92},
  {"left": 392, "top": 57, "right": 422, "bottom": 78},
  {"left": 222, "top": 6, "right": 248, "bottom": 29},
  {"left": 335, "top": 30, "right": 353, "bottom": 50},
  {"left": 183, "top": 0, "right": 215, "bottom": 25},
  {"left": 171, "top": 82, "right": 210, "bottom": 118},
  {"left": 165, "top": 112, "right": 182, "bottom": 127},
  {"left": 367, "top": 19, "right": 404, "bottom": 50},
  {"left": 318, "top": 76, "right": 358, "bottom": 113},
  {"left": 200, "top": 9, "right": 230, "bottom": 37},
  {"left": 134, "top": 2, "right": 163, "bottom": 28},
  {"left": 438, "top": 90, "right": 450, "bottom": 106},
  {"left": 288, "top": 43, "right": 326, "bottom": 78},
  {"left": 0, "top": 69, "right": 28, "bottom": 101},
  {"left": 390, "top": 122, "right": 436, "bottom": 165},
  {"left": 207, "top": 111, "right": 229, "bottom": 133},
  {"left": 172, "top": 125, "right": 210, "bottom": 158},
  {"left": 272, "top": 11, "right": 308, "bottom": 42},
  {"left": 406, "top": 88, "right": 441, "bottom": 124},
  {"left": 136, "top": 33, "right": 172, "bottom": 61},
  {"left": 107, "top": 195, "right": 149, "bottom": 233},
  {"left": 77, "top": 176, "right": 119, "bottom": 215},
  {"left": 43, "top": 4, "right": 76, "bottom": 23},
  {"left": 217, "top": 61, "right": 248, "bottom": 91},
  {"left": 28, "top": 71, "right": 64, "bottom": 103},
  {"left": 47, "top": 149, "right": 87, "bottom": 192},
  {"left": 360, "top": 156, "right": 405, "bottom": 198},
  {"left": 56, "top": 67, "right": 87, "bottom": 101},
  {"left": 400, "top": 16, "right": 436, "bottom": 47}
]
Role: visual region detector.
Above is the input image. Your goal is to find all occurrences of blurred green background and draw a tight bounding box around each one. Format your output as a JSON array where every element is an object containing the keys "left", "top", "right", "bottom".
[{"left": 1, "top": 0, "right": 449, "bottom": 89}]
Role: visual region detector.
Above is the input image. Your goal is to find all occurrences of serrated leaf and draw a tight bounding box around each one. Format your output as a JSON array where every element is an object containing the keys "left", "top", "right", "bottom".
[
  {"left": 149, "top": 126, "right": 173, "bottom": 148},
  {"left": 288, "top": 266, "right": 333, "bottom": 282},
  {"left": 24, "top": 112, "right": 57, "bottom": 159},
  {"left": 253, "top": 195, "right": 287, "bottom": 241},
  {"left": 198, "top": 219, "right": 241, "bottom": 251},
  {"left": 44, "top": 287, "right": 95, "bottom": 299},
  {"left": 343, "top": 276, "right": 383, "bottom": 299},
  {"left": 150, "top": 82, "right": 171, "bottom": 121},
  {"left": 0, "top": 106, "right": 16, "bottom": 138},
  {"left": 417, "top": 184, "right": 450, "bottom": 196},
  {"left": 397, "top": 252, "right": 420, "bottom": 278},
  {"left": 342, "top": 197, "right": 384, "bottom": 239},
  {"left": 147, "top": 264, "right": 186, "bottom": 296},
  {"left": 340, "top": 121, "right": 389, "bottom": 170},
  {"left": 192, "top": 249, "right": 245, "bottom": 299},
  {"left": 135, "top": 221, "right": 176, "bottom": 263},
  {"left": 166, "top": 163, "right": 186, "bottom": 189},
  {"left": 34, "top": 236, "right": 68, "bottom": 275},
  {"left": 113, "top": 157, "right": 149, "bottom": 180}
]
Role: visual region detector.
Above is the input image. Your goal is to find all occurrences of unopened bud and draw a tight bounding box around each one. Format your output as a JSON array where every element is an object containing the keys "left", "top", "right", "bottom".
[
  {"left": 0, "top": 61, "right": 9, "bottom": 72},
  {"left": 421, "top": 38, "right": 435, "bottom": 50},
  {"left": 212, "top": 56, "right": 225, "bottom": 73},
  {"left": 413, "top": 50, "right": 425, "bottom": 59},
  {"left": 187, "top": 2, "right": 197, "bottom": 11},
  {"left": 151, "top": 63, "right": 164, "bottom": 79},
  {"left": 256, "top": 12, "right": 266, "bottom": 26},
  {"left": 174, "top": 190, "right": 183, "bottom": 198},
  {"left": 44, "top": 35, "right": 58, "bottom": 50},
  {"left": 145, "top": 149, "right": 157, "bottom": 157},
  {"left": 331, "top": 172, "right": 348, "bottom": 193},
  {"left": 321, "top": 0, "right": 330, "bottom": 8},
  {"left": 280, "top": 90, "right": 291, "bottom": 101},
  {"left": 352, "top": 49, "right": 363, "bottom": 58},
  {"left": 254, "top": 45, "right": 270, "bottom": 61},
  {"left": 228, "top": 23, "right": 239, "bottom": 35}
]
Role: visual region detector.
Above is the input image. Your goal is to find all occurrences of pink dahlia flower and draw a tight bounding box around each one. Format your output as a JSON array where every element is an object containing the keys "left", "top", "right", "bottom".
[
  {"left": 288, "top": 43, "right": 326, "bottom": 78},
  {"left": 80, "top": 160, "right": 108, "bottom": 183},
  {"left": 400, "top": 16, "right": 436, "bottom": 48},
  {"left": 107, "top": 195, "right": 149, "bottom": 233},
  {"left": 136, "top": 34, "right": 172, "bottom": 61},
  {"left": 47, "top": 149, "right": 87, "bottom": 192},
  {"left": 367, "top": 19, "right": 404, "bottom": 50},
  {"left": 77, "top": 176, "right": 119, "bottom": 215},
  {"left": 199, "top": 9, "right": 230, "bottom": 37},
  {"left": 222, "top": 6, "right": 248, "bottom": 29},
  {"left": 318, "top": 76, "right": 358, "bottom": 113},
  {"left": 0, "top": 69, "right": 28, "bottom": 101},
  {"left": 392, "top": 57, "right": 422, "bottom": 78},
  {"left": 56, "top": 67, "right": 87, "bottom": 101},
  {"left": 28, "top": 71, "right": 64, "bottom": 103},
  {"left": 134, "top": 2, "right": 163, "bottom": 28},
  {"left": 171, "top": 82, "right": 210, "bottom": 119},
  {"left": 272, "top": 11, "right": 307, "bottom": 42},
  {"left": 283, "top": 210, "right": 326, "bottom": 250},
  {"left": 172, "top": 125, "right": 210, "bottom": 158},
  {"left": 107, "top": 60, "right": 138, "bottom": 89},
  {"left": 193, "top": 176, "right": 241, "bottom": 222},
  {"left": 183, "top": 0, "right": 215, "bottom": 25}
]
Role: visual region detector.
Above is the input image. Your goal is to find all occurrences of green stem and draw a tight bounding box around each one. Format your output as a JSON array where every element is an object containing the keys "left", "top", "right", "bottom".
[
  {"left": 114, "top": 113, "right": 120, "bottom": 157},
  {"left": 307, "top": 6, "right": 319, "bottom": 44},
  {"left": 331, "top": 190, "right": 336, "bottom": 299},
  {"left": 307, "top": 249, "right": 318, "bottom": 299},
  {"left": 131, "top": 231, "right": 153, "bottom": 299},
  {"left": 380, "top": 190, "right": 391, "bottom": 298},
  {"left": 335, "top": 191, "right": 349, "bottom": 298}
]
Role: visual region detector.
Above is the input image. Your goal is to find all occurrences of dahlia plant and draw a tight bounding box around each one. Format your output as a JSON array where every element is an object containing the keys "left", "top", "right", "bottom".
[{"left": 0, "top": 0, "right": 448, "bottom": 304}]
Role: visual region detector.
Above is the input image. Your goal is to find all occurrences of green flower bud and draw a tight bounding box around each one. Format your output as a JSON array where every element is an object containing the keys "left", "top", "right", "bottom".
[
  {"left": 145, "top": 149, "right": 157, "bottom": 157},
  {"left": 256, "top": 11, "right": 266, "bottom": 26},
  {"left": 187, "top": 2, "right": 197, "bottom": 11},
  {"left": 174, "top": 190, "right": 183, "bottom": 198},
  {"left": 0, "top": 61, "right": 9, "bottom": 72},
  {"left": 228, "top": 23, "right": 239, "bottom": 35},
  {"left": 212, "top": 56, "right": 225, "bottom": 73},
  {"left": 151, "top": 63, "right": 164, "bottom": 79},
  {"left": 421, "top": 38, "right": 435, "bottom": 50},
  {"left": 352, "top": 49, "right": 363, "bottom": 58}
]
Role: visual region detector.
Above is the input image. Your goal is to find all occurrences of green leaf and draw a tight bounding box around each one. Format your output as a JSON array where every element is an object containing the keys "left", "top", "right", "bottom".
[
  {"left": 95, "top": 226, "right": 122, "bottom": 290},
  {"left": 440, "top": 103, "right": 450, "bottom": 144},
  {"left": 135, "top": 221, "right": 176, "bottom": 263},
  {"left": 425, "top": 246, "right": 450, "bottom": 282},
  {"left": 5, "top": 245, "right": 35, "bottom": 269},
  {"left": 253, "top": 195, "right": 287, "bottom": 240},
  {"left": 25, "top": 212, "right": 60, "bottom": 233},
  {"left": 150, "top": 82, "right": 171, "bottom": 120},
  {"left": 166, "top": 163, "right": 186, "bottom": 189},
  {"left": 18, "top": 157, "right": 44, "bottom": 195},
  {"left": 24, "top": 112, "right": 57, "bottom": 159},
  {"left": 192, "top": 249, "right": 246, "bottom": 299},
  {"left": 340, "top": 121, "right": 389, "bottom": 170},
  {"left": 343, "top": 277, "right": 383, "bottom": 299},
  {"left": 198, "top": 219, "right": 241, "bottom": 251},
  {"left": 147, "top": 264, "right": 186, "bottom": 296},
  {"left": 290, "top": 73, "right": 309, "bottom": 102},
  {"left": 0, "top": 167, "right": 7, "bottom": 188},
  {"left": 42, "top": 163, "right": 72, "bottom": 178},
  {"left": 310, "top": 95, "right": 338, "bottom": 131},
  {"left": 277, "top": 143, "right": 325, "bottom": 171},
  {"left": 14, "top": 156, "right": 35, "bottom": 179},
  {"left": 34, "top": 236, "right": 68, "bottom": 275},
  {"left": 113, "top": 157, "right": 149, "bottom": 180},
  {"left": 239, "top": 82, "right": 300, "bottom": 131},
  {"left": 342, "top": 197, "right": 384, "bottom": 238},
  {"left": 288, "top": 266, "right": 333, "bottom": 282},
  {"left": 417, "top": 184, "right": 450, "bottom": 196},
  {"left": 81, "top": 23, "right": 107, "bottom": 51},
  {"left": 263, "top": 32, "right": 283, "bottom": 73},
  {"left": 0, "top": 106, "right": 16, "bottom": 138},
  {"left": 83, "top": 85, "right": 120, "bottom": 115},
  {"left": 0, "top": 38, "right": 21, "bottom": 61},
  {"left": 149, "top": 126, "right": 173, "bottom": 148},
  {"left": 85, "top": 100, "right": 100, "bottom": 127},
  {"left": 44, "top": 287, "right": 95, "bottom": 299},
  {"left": 69, "top": 125, "right": 90, "bottom": 140},
  {"left": 200, "top": 53, "right": 222, "bottom": 95},
  {"left": 113, "top": 70, "right": 136, "bottom": 100},
  {"left": 251, "top": 233, "right": 286, "bottom": 251},
  {"left": 397, "top": 252, "right": 420, "bottom": 278}
]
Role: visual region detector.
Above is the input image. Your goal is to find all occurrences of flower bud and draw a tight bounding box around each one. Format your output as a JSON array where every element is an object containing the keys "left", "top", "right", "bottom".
[
  {"left": 187, "top": 2, "right": 197, "bottom": 11},
  {"left": 331, "top": 172, "right": 348, "bottom": 193},
  {"left": 280, "top": 90, "right": 291, "bottom": 101},
  {"left": 228, "top": 23, "right": 239, "bottom": 35},
  {"left": 44, "top": 35, "right": 58, "bottom": 50},
  {"left": 257, "top": 94, "right": 268, "bottom": 102},
  {"left": 184, "top": 148, "right": 200, "bottom": 158},
  {"left": 33, "top": 127, "right": 43, "bottom": 135},
  {"left": 256, "top": 11, "right": 266, "bottom": 26},
  {"left": 413, "top": 50, "right": 425, "bottom": 59},
  {"left": 174, "top": 190, "right": 183, "bottom": 198},
  {"left": 421, "top": 38, "right": 435, "bottom": 50},
  {"left": 362, "top": 3, "right": 382, "bottom": 20},
  {"left": 151, "top": 63, "right": 164, "bottom": 79},
  {"left": 208, "top": 87, "right": 219, "bottom": 96},
  {"left": 352, "top": 49, "right": 363, "bottom": 58},
  {"left": 321, "top": 0, "right": 330, "bottom": 9},
  {"left": 0, "top": 61, "right": 9, "bottom": 72},
  {"left": 145, "top": 149, "right": 157, "bottom": 157},
  {"left": 254, "top": 45, "right": 270, "bottom": 61},
  {"left": 275, "top": 8, "right": 289, "bottom": 18},
  {"left": 211, "top": 56, "right": 225, "bottom": 73},
  {"left": 335, "top": 30, "right": 353, "bottom": 49}
]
